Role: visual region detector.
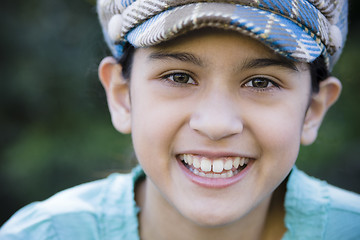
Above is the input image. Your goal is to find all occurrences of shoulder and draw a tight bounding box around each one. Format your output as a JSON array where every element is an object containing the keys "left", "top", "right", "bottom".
[
  {"left": 284, "top": 167, "right": 360, "bottom": 240},
  {"left": 324, "top": 182, "right": 360, "bottom": 239},
  {"left": 0, "top": 167, "right": 144, "bottom": 239}
]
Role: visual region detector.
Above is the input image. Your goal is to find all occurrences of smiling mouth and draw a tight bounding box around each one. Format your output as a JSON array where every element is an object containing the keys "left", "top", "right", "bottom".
[{"left": 178, "top": 154, "right": 249, "bottom": 178}]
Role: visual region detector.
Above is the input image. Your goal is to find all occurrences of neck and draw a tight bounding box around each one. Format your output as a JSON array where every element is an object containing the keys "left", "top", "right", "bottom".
[{"left": 135, "top": 178, "right": 286, "bottom": 240}]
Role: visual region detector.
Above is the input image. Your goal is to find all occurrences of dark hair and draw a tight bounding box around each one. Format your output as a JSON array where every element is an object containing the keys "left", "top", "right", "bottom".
[
  {"left": 117, "top": 43, "right": 328, "bottom": 93},
  {"left": 309, "top": 56, "right": 329, "bottom": 93},
  {"left": 117, "top": 43, "right": 135, "bottom": 81}
]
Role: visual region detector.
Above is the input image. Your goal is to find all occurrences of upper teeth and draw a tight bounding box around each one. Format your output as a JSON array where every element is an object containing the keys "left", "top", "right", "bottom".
[{"left": 180, "top": 154, "right": 249, "bottom": 173}]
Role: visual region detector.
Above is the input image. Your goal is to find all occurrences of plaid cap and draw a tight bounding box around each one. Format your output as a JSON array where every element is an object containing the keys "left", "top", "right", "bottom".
[{"left": 97, "top": 0, "right": 348, "bottom": 71}]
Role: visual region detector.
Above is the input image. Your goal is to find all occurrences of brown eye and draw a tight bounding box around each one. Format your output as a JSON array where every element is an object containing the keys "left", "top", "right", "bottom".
[
  {"left": 165, "top": 73, "right": 197, "bottom": 85},
  {"left": 244, "top": 77, "right": 277, "bottom": 89},
  {"left": 172, "top": 73, "right": 190, "bottom": 83},
  {"left": 251, "top": 78, "right": 270, "bottom": 88}
]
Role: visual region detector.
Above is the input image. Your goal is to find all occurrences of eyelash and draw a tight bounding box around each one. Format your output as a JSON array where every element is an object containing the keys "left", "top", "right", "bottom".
[
  {"left": 243, "top": 77, "right": 281, "bottom": 92},
  {"left": 160, "top": 73, "right": 281, "bottom": 92},
  {"left": 161, "top": 72, "right": 197, "bottom": 86}
]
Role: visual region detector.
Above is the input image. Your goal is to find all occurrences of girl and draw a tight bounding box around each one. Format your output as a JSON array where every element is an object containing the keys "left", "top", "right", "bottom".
[{"left": 1, "top": 0, "right": 359, "bottom": 239}]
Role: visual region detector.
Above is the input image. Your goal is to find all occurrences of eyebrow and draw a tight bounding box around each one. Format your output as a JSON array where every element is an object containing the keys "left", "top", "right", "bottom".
[
  {"left": 241, "top": 57, "right": 299, "bottom": 72},
  {"left": 148, "top": 51, "right": 204, "bottom": 66},
  {"left": 148, "top": 51, "right": 298, "bottom": 72}
]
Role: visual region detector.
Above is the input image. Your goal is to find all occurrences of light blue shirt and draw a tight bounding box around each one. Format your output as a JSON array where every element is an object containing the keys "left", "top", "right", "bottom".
[{"left": 1, "top": 166, "right": 360, "bottom": 239}]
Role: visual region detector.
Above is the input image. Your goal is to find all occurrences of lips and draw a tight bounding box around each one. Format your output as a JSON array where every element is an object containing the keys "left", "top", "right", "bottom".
[{"left": 178, "top": 154, "right": 250, "bottom": 179}]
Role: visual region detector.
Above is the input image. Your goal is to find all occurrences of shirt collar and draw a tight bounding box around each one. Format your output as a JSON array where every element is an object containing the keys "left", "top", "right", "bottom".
[{"left": 283, "top": 166, "right": 330, "bottom": 239}]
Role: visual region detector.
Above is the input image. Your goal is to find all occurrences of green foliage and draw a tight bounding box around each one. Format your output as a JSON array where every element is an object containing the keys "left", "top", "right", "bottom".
[{"left": 0, "top": 0, "right": 134, "bottom": 223}]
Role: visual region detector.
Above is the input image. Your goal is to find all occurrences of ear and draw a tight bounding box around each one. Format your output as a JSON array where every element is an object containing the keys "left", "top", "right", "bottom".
[
  {"left": 98, "top": 57, "right": 131, "bottom": 134},
  {"left": 301, "top": 76, "right": 342, "bottom": 145}
]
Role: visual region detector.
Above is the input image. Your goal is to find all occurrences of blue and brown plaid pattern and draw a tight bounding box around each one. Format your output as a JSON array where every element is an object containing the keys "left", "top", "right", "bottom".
[{"left": 98, "top": 0, "right": 348, "bottom": 70}]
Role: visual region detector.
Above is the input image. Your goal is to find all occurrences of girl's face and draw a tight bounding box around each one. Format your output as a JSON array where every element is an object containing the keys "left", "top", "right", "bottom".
[{"left": 126, "top": 30, "right": 312, "bottom": 226}]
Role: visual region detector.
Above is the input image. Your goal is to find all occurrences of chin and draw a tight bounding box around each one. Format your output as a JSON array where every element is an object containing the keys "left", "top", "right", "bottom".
[{"left": 183, "top": 208, "right": 243, "bottom": 228}]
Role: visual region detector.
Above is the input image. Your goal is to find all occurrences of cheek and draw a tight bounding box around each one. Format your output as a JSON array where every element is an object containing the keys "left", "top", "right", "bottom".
[
  {"left": 249, "top": 103, "right": 305, "bottom": 160},
  {"left": 129, "top": 90, "right": 187, "bottom": 168}
]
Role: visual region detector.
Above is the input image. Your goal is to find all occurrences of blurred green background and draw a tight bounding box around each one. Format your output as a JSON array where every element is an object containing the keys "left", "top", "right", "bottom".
[{"left": 0, "top": 0, "right": 359, "bottom": 225}]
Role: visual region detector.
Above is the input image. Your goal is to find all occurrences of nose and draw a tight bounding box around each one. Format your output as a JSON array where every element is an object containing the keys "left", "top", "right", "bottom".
[{"left": 189, "top": 92, "right": 243, "bottom": 141}]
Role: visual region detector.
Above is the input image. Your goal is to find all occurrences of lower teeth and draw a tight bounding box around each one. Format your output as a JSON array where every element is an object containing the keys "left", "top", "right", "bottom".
[{"left": 183, "top": 161, "right": 245, "bottom": 178}]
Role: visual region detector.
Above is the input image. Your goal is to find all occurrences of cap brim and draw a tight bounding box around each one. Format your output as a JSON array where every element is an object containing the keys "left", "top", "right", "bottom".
[{"left": 126, "top": 2, "right": 325, "bottom": 63}]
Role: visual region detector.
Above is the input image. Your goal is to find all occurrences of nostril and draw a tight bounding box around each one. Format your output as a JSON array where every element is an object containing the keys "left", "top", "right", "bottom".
[{"left": 189, "top": 114, "right": 243, "bottom": 141}]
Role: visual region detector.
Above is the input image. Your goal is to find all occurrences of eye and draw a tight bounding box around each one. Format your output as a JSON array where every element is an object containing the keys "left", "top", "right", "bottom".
[
  {"left": 163, "top": 73, "right": 197, "bottom": 85},
  {"left": 243, "top": 77, "right": 279, "bottom": 89}
]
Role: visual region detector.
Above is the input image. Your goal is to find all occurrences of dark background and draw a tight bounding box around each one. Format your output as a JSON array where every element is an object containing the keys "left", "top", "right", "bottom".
[{"left": 1, "top": 0, "right": 359, "bottom": 225}]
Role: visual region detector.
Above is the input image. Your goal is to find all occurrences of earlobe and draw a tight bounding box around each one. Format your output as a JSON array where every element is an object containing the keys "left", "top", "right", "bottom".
[
  {"left": 301, "top": 76, "right": 342, "bottom": 145},
  {"left": 98, "top": 57, "right": 132, "bottom": 134}
]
